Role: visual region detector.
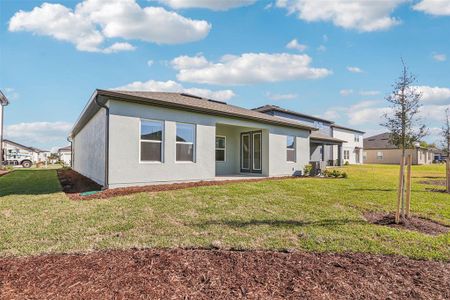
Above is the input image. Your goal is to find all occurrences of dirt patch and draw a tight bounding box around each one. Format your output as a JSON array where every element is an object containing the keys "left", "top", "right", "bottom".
[
  {"left": 419, "top": 179, "right": 446, "bottom": 186},
  {"left": 0, "top": 170, "right": 10, "bottom": 177},
  {"left": 57, "top": 169, "right": 102, "bottom": 195},
  {"left": 57, "top": 169, "right": 319, "bottom": 200},
  {"left": 0, "top": 248, "right": 448, "bottom": 299},
  {"left": 364, "top": 212, "right": 449, "bottom": 235}
]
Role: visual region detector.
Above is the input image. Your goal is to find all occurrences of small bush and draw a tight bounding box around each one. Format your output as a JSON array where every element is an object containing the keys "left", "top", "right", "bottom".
[
  {"left": 303, "top": 164, "right": 313, "bottom": 176},
  {"left": 344, "top": 161, "right": 350, "bottom": 166},
  {"left": 323, "top": 169, "right": 348, "bottom": 178}
]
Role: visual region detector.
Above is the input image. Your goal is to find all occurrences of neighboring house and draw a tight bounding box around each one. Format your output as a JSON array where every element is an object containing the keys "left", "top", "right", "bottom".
[
  {"left": 70, "top": 90, "right": 318, "bottom": 188},
  {"left": 253, "top": 105, "right": 365, "bottom": 166},
  {"left": 29, "top": 147, "right": 50, "bottom": 162},
  {"left": 363, "top": 133, "right": 434, "bottom": 165},
  {"left": 331, "top": 125, "right": 364, "bottom": 165},
  {"left": 1, "top": 139, "right": 34, "bottom": 168},
  {"left": 0, "top": 90, "right": 9, "bottom": 167},
  {"left": 58, "top": 146, "right": 72, "bottom": 166},
  {"left": 430, "top": 148, "right": 447, "bottom": 162}
]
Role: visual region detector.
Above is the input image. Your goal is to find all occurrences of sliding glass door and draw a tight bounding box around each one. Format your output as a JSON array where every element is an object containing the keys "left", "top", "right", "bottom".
[{"left": 240, "top": 131, "right": 262, "bottom": 174}]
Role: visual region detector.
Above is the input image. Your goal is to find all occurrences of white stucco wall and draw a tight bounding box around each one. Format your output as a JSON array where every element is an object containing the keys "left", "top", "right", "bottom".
[
  {"left": 73, "top": 108, "right": 106, "bottom": 185},
  {"left": 332, "top": 128, "right": 363, "bottom": 164},
  {"left": 105, "top": 100, "right": 311, "bottom": 188}
]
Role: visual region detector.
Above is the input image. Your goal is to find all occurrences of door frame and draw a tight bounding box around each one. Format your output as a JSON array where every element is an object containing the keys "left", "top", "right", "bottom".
[{"left": 240, "top": 130, "right": 262, "bottom": 174}]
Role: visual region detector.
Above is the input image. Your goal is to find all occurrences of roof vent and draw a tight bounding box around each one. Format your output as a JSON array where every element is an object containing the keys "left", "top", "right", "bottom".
[
  {"left": 208, "top": 99, "right": 227, "bottom": 105},
  {"left": 180, "top": 93, "right": 203, "bottom": 100}
]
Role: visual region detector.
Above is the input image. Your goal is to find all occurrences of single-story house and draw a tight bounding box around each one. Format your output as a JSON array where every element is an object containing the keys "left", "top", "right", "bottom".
[
  {"left": 70, "top": 90, "right": 319, "bottom": 188},
  {"left": 58, "top": 145, "right": 72, "bottom": 166},
  {"left": 253, "top": 105, "right": 364, "bottom": 166},
  {"left": 363, "top": 133, "right": 433, "bottom": 165}
]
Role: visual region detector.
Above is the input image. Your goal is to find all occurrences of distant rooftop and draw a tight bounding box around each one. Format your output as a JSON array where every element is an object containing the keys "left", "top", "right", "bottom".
[{"left": 253, "top": 104, "right": 334, "bottom": 124}]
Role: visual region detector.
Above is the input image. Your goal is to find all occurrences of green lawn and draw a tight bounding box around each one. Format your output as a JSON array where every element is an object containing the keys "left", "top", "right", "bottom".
[{"left": 0, "top": 164, "right": 449, "bottom": 260}]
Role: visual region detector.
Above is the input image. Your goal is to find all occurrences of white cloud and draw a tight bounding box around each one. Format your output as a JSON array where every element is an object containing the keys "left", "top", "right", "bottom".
[
  {"left": 286, "top": 38, "right": 307, "bottom": 51},
  {"left": 275, "top": 0, "right": 406, "bottom": 32},
  {"left": 419, "top": 104, "right": 450, "bottom": 122},
  {"left": 432, "top": 53, "right": 447, "bottom": 62},
  {"left": 157, "top": 0, "right": 257, "bottom": 10},
  {"left": 359, "top": 90, "right": 380, "bottom": 96},
  {"left": 5, "top": 122, "right": 73, "bottom": 147},
  {"left": 173, "top": 53, "right": 331, "bottom": 85},
  {"left": 264, "top": 3, "right": 273, "bottom": 10},
  {"left": 317, "top": 45, "right": 326, "bottom": 52},
  {"left": 114, "top": 79, "right": 235, "bottom": 101},
  {"left": 102, "top": 42, "right": 136, "bottom": 54},
  {"left": 8, "top": 0, "right": 211, "bottom": 53},
  {"left": 347, "top": 66, "right": 363, "bottom": 73},
  {"left": 414, "top": 85, "right": 450, "bottom": 103},
  {"left": 266, "top": 92, "right": 297, "bottom": 100},
  {"left": 340, "top": 89, "right": 353, "bottom": 96},
  {"left": 171, "top": 55, "right": 210, "bottom": 70},
  {"left": 413, "top": 0, "right": 450, "bottom": 16},
  {"left": 147, "top": 60, "right": 154, "bottom": 67}
]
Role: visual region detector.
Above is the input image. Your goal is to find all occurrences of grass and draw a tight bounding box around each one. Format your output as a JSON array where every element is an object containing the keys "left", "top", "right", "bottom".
[{"left": 0, "top": 164, "right": 449, "bottom": 260}]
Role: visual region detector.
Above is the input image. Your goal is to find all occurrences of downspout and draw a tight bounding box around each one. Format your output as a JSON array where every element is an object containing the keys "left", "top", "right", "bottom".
[
  {"left": 94, "top": 95, "right": 109, "bottom": 189},
  {"left": 66, "top": 136, "right": 73, "bottom": 168}
]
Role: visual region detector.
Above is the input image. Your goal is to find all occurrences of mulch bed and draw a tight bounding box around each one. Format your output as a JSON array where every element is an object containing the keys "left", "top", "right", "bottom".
[
  {"left": 1, "top": 248, "right": 449, "bottom": 299},
  {"left": 364, "top": 212, "right": 449, "bottom": 235},
  {"left": 0, "top": 170, "right": 10, "bottom": 178},
  {"left": 57, "top": 169, "right": 102, "bottom": 195},
  {"left": 58, "top": 169, "right": 325, "bottom": 200}
]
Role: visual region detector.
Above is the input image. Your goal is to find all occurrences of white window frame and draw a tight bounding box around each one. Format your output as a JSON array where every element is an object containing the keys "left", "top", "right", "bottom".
[
  {"left": 175, "top": 122, "right": 196, "bottom": 163},
  {"left": 354, "top": 134, "right": 360, "bottom": 142},
  {"left": 377, "top": 151, "right": 383, "bottom": 160},
  {"left": 252, "top": 132, "right": 262, "bottom": 171},
  {"left": 139, "top": 119, "right": 164, "bottom": 163},
  {"left": 344, "top": 150, "right": 350, "bottom": 160},
  {"left": 216, "top": 135, "right": 226, "bottom": 162},
  {"left": 286, "top": 135, "right": 296, "bottom": 162}
]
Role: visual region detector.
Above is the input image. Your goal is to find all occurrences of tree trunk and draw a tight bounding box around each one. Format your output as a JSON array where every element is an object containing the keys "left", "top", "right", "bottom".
[
  {"left": 405, "top": 154, "right": 412, "bottom": 218},
  {"left": 396, "top": 156, "right": 405, "bottom": 224}
]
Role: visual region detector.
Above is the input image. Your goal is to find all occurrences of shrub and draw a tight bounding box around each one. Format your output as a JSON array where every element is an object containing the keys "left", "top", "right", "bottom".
[
  {"left": 303, "top": 164, "right": 313, "bottom": 176},
  {"left": 344, "top": 161, "right": 350, "bottom": 166},
  {"left": 323, "top": 169, "right": 348, "bottom": 178}
]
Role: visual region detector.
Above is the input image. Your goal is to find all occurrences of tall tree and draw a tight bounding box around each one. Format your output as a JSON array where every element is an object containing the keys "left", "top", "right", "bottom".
[
  {"left": 381, "top": 61, "right": 427, "bottom": 222},
  {"left": 442, "top": 108, "right": 450, "bottom": 193},
  {"left": 442, "top": 108, "right": 450, "bottom": 156}
]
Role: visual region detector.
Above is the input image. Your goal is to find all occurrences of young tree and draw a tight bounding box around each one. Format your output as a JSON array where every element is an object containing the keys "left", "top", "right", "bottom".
[
  {"left": 381, "top": 61, "right": 427, "bottom": 223},
  {"left": 442, "top": 108, "right": 450, "bottom": 193}
]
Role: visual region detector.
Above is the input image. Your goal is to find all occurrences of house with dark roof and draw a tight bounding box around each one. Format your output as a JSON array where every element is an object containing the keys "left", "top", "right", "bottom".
[
  {"left": 363, "top": 133, "right": 434, "bottom": 165},
  {"left": 253, "top": 105, "right": 365, "bottom": 166},
  {"left": 70, "top": 90, "right": 320, "bottom": 188}
]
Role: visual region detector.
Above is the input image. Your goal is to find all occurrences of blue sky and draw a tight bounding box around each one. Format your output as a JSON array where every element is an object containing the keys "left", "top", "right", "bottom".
[{"left": 1, "top": 0, "right": 449, "bottom": 151}]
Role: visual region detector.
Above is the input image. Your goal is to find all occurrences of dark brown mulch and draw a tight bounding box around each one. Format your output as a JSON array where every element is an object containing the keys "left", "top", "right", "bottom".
[
  {"left": 364, "top": 212, "right": 449, "bottom": 235},
  {"left": 57, "top": 169, "right": 102, "bottom": 195},
  {"left": 0, "top": 248, "right": 449, "bottom": 299},
  {"left": 57, "top": 169, "right": 313, "bottom": 200}
]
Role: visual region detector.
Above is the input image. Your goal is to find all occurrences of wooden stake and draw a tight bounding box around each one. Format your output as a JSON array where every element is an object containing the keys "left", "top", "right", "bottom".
[
  {"left": 396, "top": 156, "right": 405, "bottom": 224},
  {"left": 446, "top": 158, "right": 450, "bottom": 194},
  {"left": 405, "top": 154, "right": 412, "bottom": 219}
]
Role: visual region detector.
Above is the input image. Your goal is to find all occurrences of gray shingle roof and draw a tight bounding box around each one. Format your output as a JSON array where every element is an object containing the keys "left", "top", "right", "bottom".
[
  {"left": 363, "top": 133, "right": 397, "bottom": 149},
  {"left": 71, "top": 90, "right": 318, "bottom": 137},
  {"left": 253, "top": 104, "right": 334, "bottom": 124},
  {"left": 310, "top": 131, "right": 346, "bottom": 144}
]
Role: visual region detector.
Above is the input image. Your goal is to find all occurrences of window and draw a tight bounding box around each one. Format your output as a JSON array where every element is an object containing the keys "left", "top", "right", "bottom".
[
  {"left": 363, "top": 151, "right": 367, "bottom": 160},
  {"left": 377, "top": 151, "right": 383, "bottom": 160},
  {"left": 344, "top": 150, "right": 350, "bottom": 160},
  {"left": 354, "top": 134, "right": 360, "bottom": 142},
  {"left": 216, "top": 136, "right": 226, "bottom": 162},
  {"left": 140, "top": 120, "right": 163, "bottom": 162},
  {"left": 286, "top": 136, "right": 296, "bottom": 162},
  {"left": 176, "top": 123, "right": 195, "bottom": 162}
]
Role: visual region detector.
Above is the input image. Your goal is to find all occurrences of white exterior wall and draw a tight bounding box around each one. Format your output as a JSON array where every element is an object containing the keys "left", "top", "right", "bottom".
[
  {"left": 332, "top": 128, "right": 364, "bottom": 164},
  {"left": 106, "top": 100, "right": 311, "bottom": 188},
  {"left": 73, "top": 109, "right": 106, "bottom": 185},
  {"left": 59, "top": 151, "right": 72, "bottom": 166}
]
